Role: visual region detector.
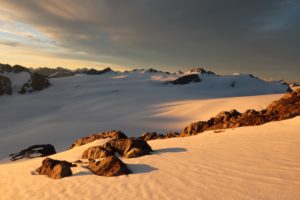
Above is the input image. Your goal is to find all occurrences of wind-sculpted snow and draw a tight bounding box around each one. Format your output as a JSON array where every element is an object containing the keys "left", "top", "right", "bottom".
[{"left": 0, "top": 66, "right": 290, "bottom": 159}]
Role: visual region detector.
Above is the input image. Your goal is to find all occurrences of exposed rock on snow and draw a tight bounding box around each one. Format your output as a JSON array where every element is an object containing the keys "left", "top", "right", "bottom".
[
  {"left": 170, "top": 74, "right": 201, "bottom": 85},
  {"left": 137, "top": 131, "right": 180, "bottom": 141},
  {"left": 87, "top": 156, "right": 131, "bottom": 176},
  {"left": 105, "top": 139, "right": 153, "bottom": 158},
  {"left": 86, "top": 67, "right": 112, "bottom": 75},
  {"left": 9, "top": 144, "right": 56, "bottom": 161},
  {"left": 186, "top": 67, "right": 216, "bottom": 75},
  {"left": 181, "top": 89, "right": 300, "bottom": 136},
  {"left": 82, "top": 139, "right": 153, "bottom": 159},
  {"left": 0, "top": 75, "right": 12, "bottom": 95},
  {"left": 19, "top": 73, "right": 50, "bottom": 94},
  {"left": 36, "top": 158, "right": 75, "bottom": 179},
  {"left": 70, "top": 130, "right": 128, "bottom": 149},
  {"left": 82, "top": 146, "right": 115, "bottom": 159}
]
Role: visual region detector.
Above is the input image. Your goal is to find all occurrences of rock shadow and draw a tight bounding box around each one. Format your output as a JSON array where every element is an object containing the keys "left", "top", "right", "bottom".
[
  {"left": 153, "top": 147, "right": 187, "bottom": 155},
  {"left": 127, "top": 163, "right": 158, "bottom": 174}
]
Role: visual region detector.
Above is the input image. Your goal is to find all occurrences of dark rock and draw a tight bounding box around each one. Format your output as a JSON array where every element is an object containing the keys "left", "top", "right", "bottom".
[
  {"left": 105, "top": 139, "right": 152, "bottom": 158},
  {"left": 69, "top": 130, "right": 128, "bottom": 149},
  {"left": 170, "top": 74, "right": 201, "bottom": 85},
  {"left": 36, "top": 158, "right": 75, "bottom": 179},
  {"left": 0, "top": 63, "right": 13, "bottom": 72},
  {"left": 86, "top": 67, "right": 112, "bottom": 75},
  {"left": 9, "top": 144, "right": 56, "bottom": 161},
  {"left": 12, "top": 65, "right": 29, "bottom": 73},
  {"left": 0, "top": 75, "right": 12, "bottom": 95},
  {"left": 31, "top": 73, "right": 50, "bottom": 91},
  {"left": 188, "top": 67, "right": 216, "bottom": 75},
  {"left": 165, "top": 131, "right": 180, "bottom": 138},
  {"left": 88, "top": 156, "right": 131, "bottom": 176},
  {"left": 82, "top": 146, "right": 115, "bottom": 159},
  {"left": 138, "top": 132, "right": 159, "bottom": 141}
]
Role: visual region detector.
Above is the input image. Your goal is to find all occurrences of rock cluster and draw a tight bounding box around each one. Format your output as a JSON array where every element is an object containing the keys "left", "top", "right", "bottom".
[
  {"left": 9, "top": 144, "right": 56, "bottom": 161},
  {"left": 36, "top": 158, "right": 75, "bottom": 179},
  {"left": 181, "top": 89, "right": 300, "bottom": 136},
  {"left": 82, "top": 138, "right": 152, "bottom": 159},
  {"left": 137, "top": 131, "right": 180, "bottom": 141},
  {"left": 69, "top": 130, "right": 128, "bottom": 149}
]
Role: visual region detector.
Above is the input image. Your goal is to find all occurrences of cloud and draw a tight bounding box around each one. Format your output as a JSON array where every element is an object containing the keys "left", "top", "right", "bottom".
[{"left": 0, "top": 0, "right": 299, "bottom": 80}]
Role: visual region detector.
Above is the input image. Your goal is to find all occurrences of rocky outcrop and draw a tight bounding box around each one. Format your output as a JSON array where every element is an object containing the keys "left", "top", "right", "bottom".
[
  {"left": 36, "top": 158, "right": 75, "bottom": 179},
  {"left": 19, "top": 73, "right": 50, "bottom": 94},
  {"left": 187, "top": 67, "right": 216, "bottom": 75},
  {"left": 81, "top": 139, "right": 152, "bottom": 159},
  {"left": 137, "top": 131, "right": 179, "bottom": 141},
  {"left": 9, "top": 144, "right": 56, "bottom": 161},
  {"left": 181, "top": 89, "right": 300, "bottom": 136},
  {"left": 0, "top": 63, "right": 29, "bottom": 73},
  {"left": 69, "top": 130, "right": 128, "bottom": 149},
  {"left": 170, "top": 74, "right": 201, "bottom": 85},
  {"left": 86, "top": 67, "right": 112, "bottom": 75},
  {"left": 0, "top": 75, "right": 12, "bottom": 95},
  {"left": 87, "top": 156, "right": 131, "bottom": 176}
]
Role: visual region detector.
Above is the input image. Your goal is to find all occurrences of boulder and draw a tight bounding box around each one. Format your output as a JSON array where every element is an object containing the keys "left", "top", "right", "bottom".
[
  {"left": 9, "top": 144, "right": 56, "bottom": 161},
  {"left": 82, "top": 146, "right": 115, "bottom": 159},
  {"left": 69, "top": 130, "right": 128, "bottom": 149},
  {"left": 88, "top": 156, "right": 131, "bottom": 176},
  {"left": 36, "top": 158, "right": 75, "bottom": 179},
  {"left": 170, "top": 74, "right": 201, "bottom": 85},
  {"left": 106, "top": 139, "right": 152, "bottom": 158},
  {"left": 0, "top": 75, "right": 12, "bottom": 95}
]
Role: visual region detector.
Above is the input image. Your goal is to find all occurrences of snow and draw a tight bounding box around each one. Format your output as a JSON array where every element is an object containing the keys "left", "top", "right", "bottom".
[
  {"left": 0, "top": 71, "right": 288, "bottom": 159},
  {"left": 0, "top": 71, "right": 31, "bottom": 93},
  {"left": 0, "top": 116, "right": 299, "bottom": 200}
]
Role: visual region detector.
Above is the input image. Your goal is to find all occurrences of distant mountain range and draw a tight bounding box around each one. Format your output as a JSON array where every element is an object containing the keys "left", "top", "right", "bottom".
[{"left": 0, "top": 63, "right": 292, "bottom": 96}]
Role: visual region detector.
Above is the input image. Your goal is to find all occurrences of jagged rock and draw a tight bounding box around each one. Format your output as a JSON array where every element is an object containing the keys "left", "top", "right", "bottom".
[
  {"left": 170, "top": 74, "right": 201, "bottom": 85},
  {"left": 36, "top": 158, "right": 75, "bottom": 179},
  {"left": 69, "top": 130, "right": 128, "bottom": 149},
  {"left": 86, "top": 67, "right": 112, "bottom": 75},
  {"left": 88, "top": 156, "right": 131, "bottom": 176},
  {"left": 138, "top": 132, "right": 159, "bottom": 141},
  {"left": 0, "top": 75, "right": 12, "bottom": 95},
  {"left": 187, "top": 67, "right": 216, "bottom": 75},
  {"left": 181, "top": 89, "right": 300, "bottom": 136},
  {"left": 82, "top": 146, "right": 115, "bottom": 159},
  {"left": 105, "top": 139, "right": 152, "bottom": 158},
  {"left": 9, "top": 144, "right": 56, "bottom": 161}
]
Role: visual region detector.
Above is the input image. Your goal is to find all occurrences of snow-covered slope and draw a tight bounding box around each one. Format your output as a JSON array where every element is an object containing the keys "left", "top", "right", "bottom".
[
  {"left": 0, "top": 69, "right": 289, "bottom": 159},
  {"left": 0, "top": 116, "right": 299, "bottom": 200}
]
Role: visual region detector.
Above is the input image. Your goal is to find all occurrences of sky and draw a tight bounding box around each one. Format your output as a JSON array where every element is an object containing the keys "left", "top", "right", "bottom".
[{"left": 0, "top": 0, "right": 299, "bottom": 81}]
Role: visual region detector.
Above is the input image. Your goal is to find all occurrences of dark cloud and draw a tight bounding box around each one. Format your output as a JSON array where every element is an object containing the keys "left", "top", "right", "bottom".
[{"left": 2, "top": 0, "right": 300, "bottom": 80}]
